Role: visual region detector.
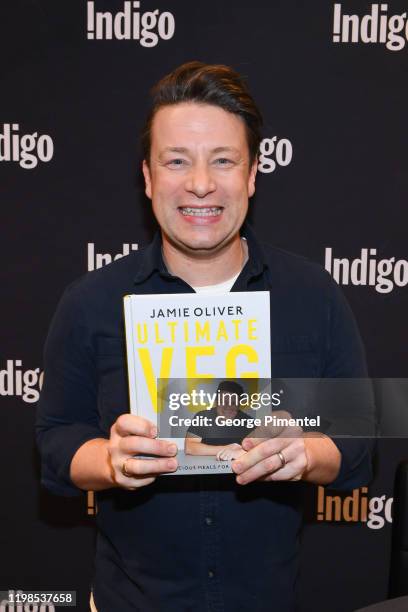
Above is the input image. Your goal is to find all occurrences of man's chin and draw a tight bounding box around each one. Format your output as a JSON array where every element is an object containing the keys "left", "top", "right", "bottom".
[{"left": 166, "top": 232, "right": 239, "bottom": 257}]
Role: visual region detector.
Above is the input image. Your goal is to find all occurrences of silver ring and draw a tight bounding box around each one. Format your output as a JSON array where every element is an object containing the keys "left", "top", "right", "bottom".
[
  {"left": 277, "top": 451, "right": 286, "bottom": 469},
  {"left": 121, "top": 458, "right": 133, "bottom": 478}
]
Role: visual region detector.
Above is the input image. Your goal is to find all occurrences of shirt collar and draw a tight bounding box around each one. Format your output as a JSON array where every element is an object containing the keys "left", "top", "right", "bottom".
[
  {"left": 133, "top": 231, "right": 169, "bottom": 284},
  {"left": 133, "top": 221, "right": 269, "bottom": 285},
  {"left": 239, "top": 222, "right": 269, "bottom": 280}
]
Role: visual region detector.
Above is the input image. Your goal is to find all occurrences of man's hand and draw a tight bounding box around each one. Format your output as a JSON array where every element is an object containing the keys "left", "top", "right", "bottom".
[
  {"left": 231, "top": 426, "right": 308, "bottom": 484},
  {"left": 216, "top": 443, "right": 244, "bottom": 461},
  {"left": 107, "top": 414, "right": 178, "bottom": 490},
  {"left": 231, "top": 411, "right": 341, "bottom": 485}
]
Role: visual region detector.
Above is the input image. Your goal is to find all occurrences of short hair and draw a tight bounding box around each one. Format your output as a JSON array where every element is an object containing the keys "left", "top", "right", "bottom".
[
  {"left": 142, "top": 61, "right": 263, "bottom": 166},
  {"left": 217, "top": 380, "right": 244, "bottom": 396}
]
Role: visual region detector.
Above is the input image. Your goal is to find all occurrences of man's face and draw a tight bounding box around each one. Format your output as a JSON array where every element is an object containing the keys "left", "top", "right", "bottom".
[
  {"left": 217, "top": 393, "right": 239, "bottom": 418},
  {"left": 142, "top": 102, "right": 257, "bottom": 255}
]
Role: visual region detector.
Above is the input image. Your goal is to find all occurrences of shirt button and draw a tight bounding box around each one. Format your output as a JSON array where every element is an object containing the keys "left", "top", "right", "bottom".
[
  {"left": 205, "top": 516, "right": 213, "bottom": 525},
  {"left": 208, "top": 570, "right": 215, "bottom": 579}
]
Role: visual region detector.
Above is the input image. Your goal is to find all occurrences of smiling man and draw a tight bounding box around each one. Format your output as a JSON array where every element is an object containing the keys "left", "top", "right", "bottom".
[
  {"left": 185, "top": 380, "right": 255, "bottom": 461},
  {"left": 36, "top": 62, "right": 374, "bottom": 612},
  {"left": 142, "top": 101, "right": 256, "bottom": 288}
]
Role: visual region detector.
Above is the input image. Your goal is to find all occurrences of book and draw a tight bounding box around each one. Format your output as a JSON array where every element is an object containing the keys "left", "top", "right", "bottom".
[{"left": 123, "top": 291, "right": 271, "bottom": 475}]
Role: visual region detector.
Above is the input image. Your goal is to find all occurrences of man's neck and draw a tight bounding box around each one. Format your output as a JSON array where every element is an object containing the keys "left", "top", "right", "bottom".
[{"left": 161, "top": 234, "right": 247, "bottom": 287}]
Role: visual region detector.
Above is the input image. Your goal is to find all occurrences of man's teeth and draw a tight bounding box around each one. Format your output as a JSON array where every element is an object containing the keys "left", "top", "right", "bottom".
[{"left": 180, "top": 207, "right": 222, "bottom": 217}]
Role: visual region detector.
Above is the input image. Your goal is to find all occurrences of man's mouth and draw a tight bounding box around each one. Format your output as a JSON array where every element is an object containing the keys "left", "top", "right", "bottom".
[{"left": 179, "top": 207, "right": 222, "bottom": 217}]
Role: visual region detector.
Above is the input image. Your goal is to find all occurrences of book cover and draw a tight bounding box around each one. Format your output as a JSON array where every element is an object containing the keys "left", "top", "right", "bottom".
[{"left": 124, "top": 291, "right": 271, "bottom": 475}]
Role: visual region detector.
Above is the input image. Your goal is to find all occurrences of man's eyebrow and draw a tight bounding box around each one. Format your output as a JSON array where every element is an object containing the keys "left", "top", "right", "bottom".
[
  {"left": 211, "top": 146, "right": 240, "bottom": 155},
  {"left": 161, "top": 147, "right": 189, "bottom": 154},
  {"left": 160, "top": 146, "right": 240, "bottom": 155}
]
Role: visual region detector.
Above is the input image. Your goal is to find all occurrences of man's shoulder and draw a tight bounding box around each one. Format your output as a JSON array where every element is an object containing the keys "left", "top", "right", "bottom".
[
  {"left": 259, "top": 241, "right": 333, "bottom": 291},
  {"left": 237, "top": 409, "right": 254, "bottom": 420},
  {"left": 63, "top": 248, "right": 146, "bottom": 302}
]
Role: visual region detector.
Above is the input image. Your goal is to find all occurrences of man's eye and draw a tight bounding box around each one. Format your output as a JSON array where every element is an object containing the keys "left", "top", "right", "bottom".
[
  {"left": 168, "top": 159, "right": 186, "bottom": 167},
  {"left": 214, "top": 158, "right": 233, "bottom": 166}
]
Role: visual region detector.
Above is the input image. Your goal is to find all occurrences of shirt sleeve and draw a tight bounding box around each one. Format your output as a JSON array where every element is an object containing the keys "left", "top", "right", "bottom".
[
  {"left": 186, "top": 411, "right": 207, "bottom": 440},
  {"left": 321, "top": 277, "right": 376, "bottom": 490},
  {"left": 36, "top": 282, "right": 108, "bottom": 496}
]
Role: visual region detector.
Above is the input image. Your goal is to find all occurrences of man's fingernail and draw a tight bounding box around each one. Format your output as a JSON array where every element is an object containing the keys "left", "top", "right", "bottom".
[
  {"left": 167, "top": 444, "right": 177, "bottom": 454},
  {"left": 167, "top": 459, "right": 177, "bottom": 470},
  {"left": 234, "top": 462, "right": 242, "bottom": 472},
  {"left": 150, "top": 427, "right": 158, "bottom": 437}
]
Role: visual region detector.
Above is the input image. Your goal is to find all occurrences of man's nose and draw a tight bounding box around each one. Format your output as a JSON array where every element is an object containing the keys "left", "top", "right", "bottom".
[{"left": 184, "top": 162, "right": 216, "bottom": 197}]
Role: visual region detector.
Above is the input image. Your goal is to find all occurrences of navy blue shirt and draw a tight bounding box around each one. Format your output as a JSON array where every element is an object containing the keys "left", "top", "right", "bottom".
[{"left": 36, "top": 225, "right": 374, "bottom": 612}]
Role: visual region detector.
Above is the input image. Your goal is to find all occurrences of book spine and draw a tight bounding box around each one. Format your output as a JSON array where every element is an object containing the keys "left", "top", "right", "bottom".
[{"left": 123, "top": 295, "right": 139, "bottom": 415}]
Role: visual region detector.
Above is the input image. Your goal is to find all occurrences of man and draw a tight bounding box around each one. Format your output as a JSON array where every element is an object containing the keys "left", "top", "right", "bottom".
[
  {"left": 36, "top": 62, "right": 374, "bottom": 611},
  {"left": 185, "top": 380, "right": 256, "bottom": 461}
]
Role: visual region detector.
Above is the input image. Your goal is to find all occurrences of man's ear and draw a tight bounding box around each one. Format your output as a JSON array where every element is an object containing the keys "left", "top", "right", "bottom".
[
  {"left": 142, "top": 159, "right": 152, "bottom": 199},
  {"left": 248, "top": 158, "right": 258, "bottom": 198}
]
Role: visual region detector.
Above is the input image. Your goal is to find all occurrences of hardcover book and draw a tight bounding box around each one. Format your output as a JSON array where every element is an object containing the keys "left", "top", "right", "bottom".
[{"left": 124, "top": 291, "right": 271, "bottom": 475}]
